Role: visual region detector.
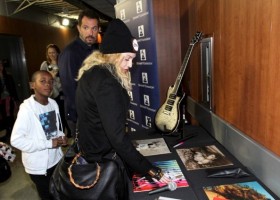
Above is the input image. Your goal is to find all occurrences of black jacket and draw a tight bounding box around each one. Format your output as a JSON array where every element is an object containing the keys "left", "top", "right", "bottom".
[
  {"left": 76, "top": 66, "right": 153, "bottom": 175},
  {"left": 59, "top": 37, "right": 99, "bottom": 122}
]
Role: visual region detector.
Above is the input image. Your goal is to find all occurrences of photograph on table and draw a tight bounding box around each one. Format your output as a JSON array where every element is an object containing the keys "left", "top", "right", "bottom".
[
  {"left": 203, "top": 181, "right": 275, "bottom": 200},
  {"left": 132, "top": 160, "right": 188, "bottom": 193},
  {"left": 132, "top": 138, "right": 171, "bottom": 156},
  {"left": 176, "top": 145, "right": 233, "bottom": 170}
]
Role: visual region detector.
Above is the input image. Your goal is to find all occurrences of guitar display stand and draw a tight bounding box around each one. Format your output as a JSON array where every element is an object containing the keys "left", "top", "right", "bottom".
[
  {"left": 159, "top": 118, "right": 187, "bottom": 137},
  {"left": 176, "top": 118, "right": 188, "bottom": 139},
  {"left": 181, "top": 119, "right": 190, "bottom": 139},
  {"left": 178, "top": 102, "right": 188, "bottom": 139}
]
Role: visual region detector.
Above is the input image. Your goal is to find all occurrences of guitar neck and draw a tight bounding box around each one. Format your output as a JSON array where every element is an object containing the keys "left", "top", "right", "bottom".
[{"left": 173, "top": 43, "right": 195, "bottom": 94}]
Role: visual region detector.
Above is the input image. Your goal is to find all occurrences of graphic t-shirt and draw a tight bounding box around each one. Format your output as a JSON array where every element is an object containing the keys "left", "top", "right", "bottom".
[
  {"left": 33, "top": 99, "right": 62, "bottom": 169},
  {"left": 35, "top": 100, "right": 58, "bottom": 140},
  {"left": 39, "top": 110, "right": 57, "bottom": 140}
]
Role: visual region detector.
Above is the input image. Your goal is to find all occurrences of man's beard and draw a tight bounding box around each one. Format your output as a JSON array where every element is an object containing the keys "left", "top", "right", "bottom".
[{"left": 85, "top": 36, "right": 96, "bottom": 45}]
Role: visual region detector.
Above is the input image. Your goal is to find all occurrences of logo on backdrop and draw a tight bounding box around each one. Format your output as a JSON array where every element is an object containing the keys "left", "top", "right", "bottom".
[
  {"left": 145, "top": 115, "right": 152, "bottom": 127},
  {"left": 140, "top": 49, "right": 147, "bottom": 61},
  {"left": 131, "top": 127, "right": 136, "bottom": 132},
  {"left": 143, "top": 94, "right": 150, "bottom": 106},
  {"left": 138, "top": 25, "right": 145, "bottom": 38},
  {"left": 120, "top": 9, "right": 126, "bottom": 20},
  {"left": 136, "top": 0, "right": 143, "bottom": 14},
  {"left": 142, "top": 72, "right": 148, "bottom": 84},
  {"left": 128, "top": 91, "right": 133, "bottom": 101},
  {"left": 129, "top": 109, "right": 135, "bottom": 120}
]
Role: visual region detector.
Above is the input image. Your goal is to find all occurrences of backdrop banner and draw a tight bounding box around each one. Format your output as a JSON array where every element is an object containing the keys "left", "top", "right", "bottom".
[{"left": 115, "top": 0, "right": 160, "bottom": 132}]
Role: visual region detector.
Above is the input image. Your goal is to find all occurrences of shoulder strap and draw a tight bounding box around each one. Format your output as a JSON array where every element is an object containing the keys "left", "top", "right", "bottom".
[{"left": 73, "top": 127, "right": 80, "bottom": 152}]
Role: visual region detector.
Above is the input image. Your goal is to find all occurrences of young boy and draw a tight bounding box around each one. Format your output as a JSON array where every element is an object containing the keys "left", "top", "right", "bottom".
[{"left": 11, "top": 70, "right": 67, "bottom": 200}]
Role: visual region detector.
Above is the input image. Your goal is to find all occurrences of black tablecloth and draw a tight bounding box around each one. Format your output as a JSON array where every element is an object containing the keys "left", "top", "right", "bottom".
[{"left": 128, "top": 125, "right": 279, "bottom": 200}]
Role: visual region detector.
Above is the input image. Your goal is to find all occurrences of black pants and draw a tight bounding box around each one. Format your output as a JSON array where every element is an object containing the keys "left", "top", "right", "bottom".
[{"left": 29, "top": 165, "right": 57, "bottom": 200}]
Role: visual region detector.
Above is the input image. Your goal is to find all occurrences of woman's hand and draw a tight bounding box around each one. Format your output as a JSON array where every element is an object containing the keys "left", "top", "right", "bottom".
[
  {"left": 158, "top": 173, "right": 172, "bottom": 184},
  {"left": 148, "top": 167, "right": 172, "bottom": 184}
]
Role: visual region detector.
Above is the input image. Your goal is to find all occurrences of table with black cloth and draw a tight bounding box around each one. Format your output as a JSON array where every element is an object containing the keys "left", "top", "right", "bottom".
[{"left": 128, "top": 125, "right": 278, "bottom": 200}]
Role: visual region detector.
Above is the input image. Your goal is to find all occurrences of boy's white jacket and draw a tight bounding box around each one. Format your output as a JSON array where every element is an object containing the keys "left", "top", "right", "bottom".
[{"left": 11, "top": 95, "right": 64, "bottom": 175}]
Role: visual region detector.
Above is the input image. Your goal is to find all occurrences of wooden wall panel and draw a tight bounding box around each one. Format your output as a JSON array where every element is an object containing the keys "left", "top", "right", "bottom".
[
  {"left": 180, "top": 0, "right": 280, "bottom": 156},
  {"left": 265, "top": 0, "right": 280, "bottom": 152},
  {"left": 152, "top": 0, "right": 182, "bottom": 104}
]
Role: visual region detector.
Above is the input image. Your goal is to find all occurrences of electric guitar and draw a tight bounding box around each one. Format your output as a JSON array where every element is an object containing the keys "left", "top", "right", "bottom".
[{"left": 155, "top": 31, "right": 203, "bottom": 133}]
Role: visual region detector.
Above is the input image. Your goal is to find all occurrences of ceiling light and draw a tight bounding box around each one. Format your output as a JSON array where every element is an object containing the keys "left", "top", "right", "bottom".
[{"left": 62, "top": 18, "right": 70, "bottom": 26}]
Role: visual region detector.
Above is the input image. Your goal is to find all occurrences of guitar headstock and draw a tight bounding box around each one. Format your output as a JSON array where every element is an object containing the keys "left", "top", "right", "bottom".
[{"left": 190, "top": 31, "right": 203, "bottom": 45}]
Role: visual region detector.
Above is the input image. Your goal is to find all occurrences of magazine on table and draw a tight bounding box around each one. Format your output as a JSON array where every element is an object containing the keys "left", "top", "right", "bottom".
[
  {"left": 132, "top": 160, "right": 189, "bottom": 193},
  {"left": 203, "top": 181, "right": 275, "bottom": 200},
  {"left": 176, "top": 145, "right": 233, "bottom": 170},
  {"left": 132, "top": 138, "right": 171, "bottom": 156}
]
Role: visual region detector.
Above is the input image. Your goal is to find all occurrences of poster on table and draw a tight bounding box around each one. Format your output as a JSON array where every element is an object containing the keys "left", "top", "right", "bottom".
[
  {"left": 132, "top": 160, "right": 189, "bottom": 193},
  {"left": 132, "top": 138, "right": 171, "bottom": 156},
  {"left": 203, "top": 181, "right": 275, "bottom": 200},
  {"left": 176, "top": 145, "right": 233, "bottom": 170}
]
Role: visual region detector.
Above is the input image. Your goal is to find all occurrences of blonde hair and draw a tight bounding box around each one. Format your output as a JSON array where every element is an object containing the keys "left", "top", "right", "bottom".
[{"left": 77, "top": 51, "right": 132, "bottom": 91}]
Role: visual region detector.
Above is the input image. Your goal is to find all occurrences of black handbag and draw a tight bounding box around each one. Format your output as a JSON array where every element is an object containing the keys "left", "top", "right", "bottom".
[
  {"left": 49, "top": 132, "right": 128, "bottom": 200},
  {"left": 0, "top": 156, "right": 11, "bottom": 183}
]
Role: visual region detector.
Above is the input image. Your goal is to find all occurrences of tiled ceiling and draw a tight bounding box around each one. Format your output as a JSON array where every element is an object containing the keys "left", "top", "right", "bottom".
[{"left": 6, "top": 0, "right": 116, "bottom": 21}]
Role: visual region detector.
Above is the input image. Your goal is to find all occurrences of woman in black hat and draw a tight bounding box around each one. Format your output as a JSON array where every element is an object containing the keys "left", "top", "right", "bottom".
[{"left": 76, "top": 19, "right": 171, "bottom": 199}]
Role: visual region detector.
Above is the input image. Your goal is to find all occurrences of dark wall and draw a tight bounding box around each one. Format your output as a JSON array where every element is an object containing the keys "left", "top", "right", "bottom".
[{"left": 0, "top": 15, "right": 77, "bottom": 78}]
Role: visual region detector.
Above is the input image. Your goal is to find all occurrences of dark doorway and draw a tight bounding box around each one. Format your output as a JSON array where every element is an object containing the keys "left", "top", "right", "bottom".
[{"left": 0, "top": 34, "right": 30, "bottom": 102}]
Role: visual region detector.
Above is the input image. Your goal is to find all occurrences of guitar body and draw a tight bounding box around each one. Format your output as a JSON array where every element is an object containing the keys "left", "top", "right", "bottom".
[
  {"left": 155, "top": 86, "right": 185, "bottom": 133},
  {"left": 154, "top": 31, "right": 202, "bottom": 134}
]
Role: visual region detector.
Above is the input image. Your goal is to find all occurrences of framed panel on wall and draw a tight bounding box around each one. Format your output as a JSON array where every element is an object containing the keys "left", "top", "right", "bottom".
[{"left": 200, "top": 37, "right": 213, "bottom": 110}]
